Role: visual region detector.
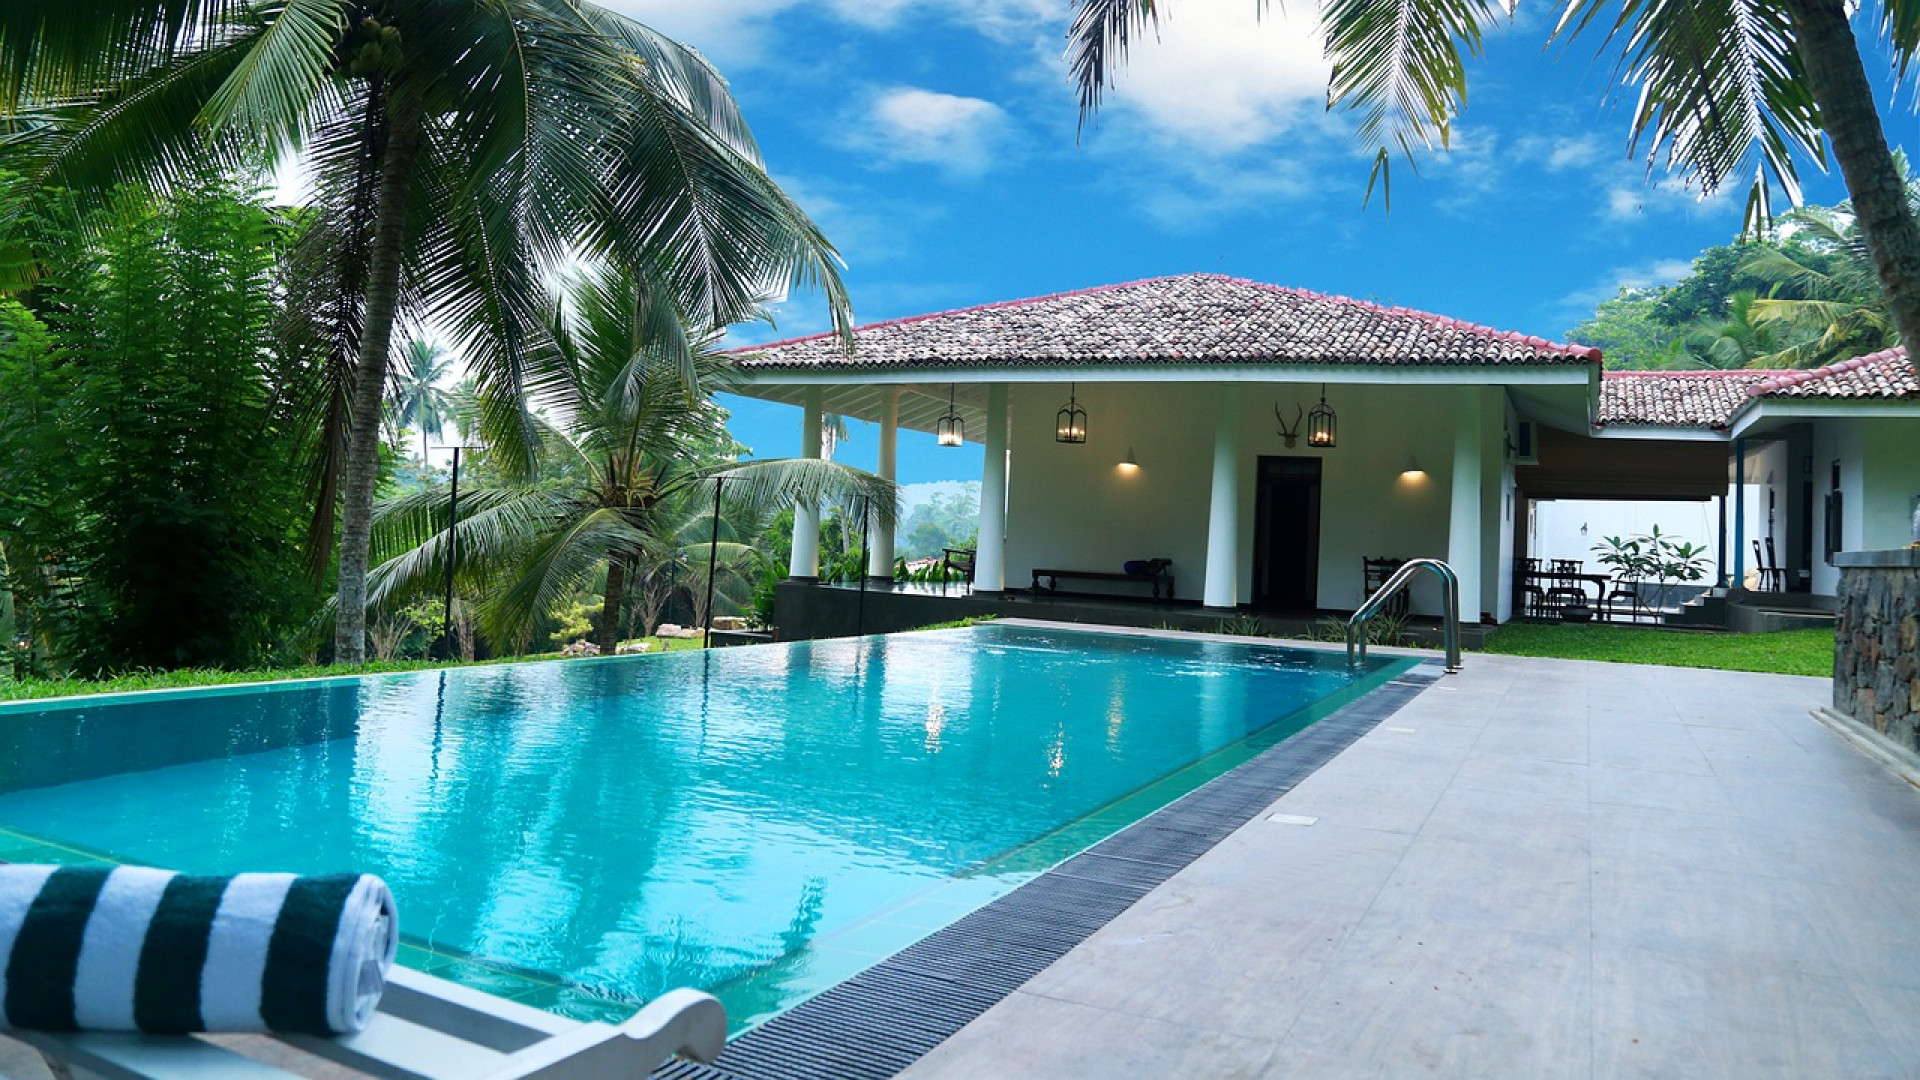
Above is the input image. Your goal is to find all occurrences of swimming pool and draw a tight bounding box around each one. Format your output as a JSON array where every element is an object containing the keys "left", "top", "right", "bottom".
[{"left": 0, "top": 622, "right": 1411, "bottom": 1027}]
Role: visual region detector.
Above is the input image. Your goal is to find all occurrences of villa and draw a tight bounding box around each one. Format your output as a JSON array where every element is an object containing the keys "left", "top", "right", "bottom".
[{"left": 725, "top": 274, "right": 1920, "bottom": 633}]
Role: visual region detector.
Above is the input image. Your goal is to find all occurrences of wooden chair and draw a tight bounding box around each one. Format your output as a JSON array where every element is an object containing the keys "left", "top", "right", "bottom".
[
  {"left": 1602, "top": 576, "right": 1642, "bottom": 622},
  {"left": 1516, "top": 558, "right": 1548, "bottom": 619},
  {"left": 1751, "top": 539, "right": 1787, "bottom": 591},
  {"left": 17, "top": 965, "right": 726, "bottom": 1080},
  {"left": 1544, "top": 559, "right": 1588, "bottom": 615},
  {"left": 1361, "top": 557, "right": 1410, "bottom": 618},
  {"left": 940, "top": 547, "right": 975, "bottom": 592}
]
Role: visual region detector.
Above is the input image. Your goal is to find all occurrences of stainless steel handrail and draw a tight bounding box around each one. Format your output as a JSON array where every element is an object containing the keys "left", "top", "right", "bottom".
[{"left": 1347, "top": 557, "right": 1463, "bottom": 674}]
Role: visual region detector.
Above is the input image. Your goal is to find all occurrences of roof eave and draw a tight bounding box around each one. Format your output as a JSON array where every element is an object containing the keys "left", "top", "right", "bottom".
[
  {"left": 727, "top": 361, "right": 1598, "bottom": 387},
  {"left": 1728, "top": 395, "right": 1920, "bottom": 439}
]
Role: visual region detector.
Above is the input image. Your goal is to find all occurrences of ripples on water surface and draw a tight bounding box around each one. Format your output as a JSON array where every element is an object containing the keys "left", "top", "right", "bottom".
[{"left": 0, "top": 624, "right": 1402, "bottom": 1024}]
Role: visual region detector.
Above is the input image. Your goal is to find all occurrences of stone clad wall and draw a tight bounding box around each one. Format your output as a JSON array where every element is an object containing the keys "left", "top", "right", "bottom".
[{"left": 1834, "top": 551, "right": 1920, "bottom": 753}]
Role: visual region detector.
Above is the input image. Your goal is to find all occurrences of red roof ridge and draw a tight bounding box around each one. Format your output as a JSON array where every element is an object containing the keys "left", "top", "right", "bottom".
[
  {"left": 1747, "top": 345, "right": 1909, "bottom": 396},
  {"left": 1605, "top": 369, "right": 1789, "bottom": 380},
  {"left": 725, "top": 272, "right": 1604, "bottom": 362}
]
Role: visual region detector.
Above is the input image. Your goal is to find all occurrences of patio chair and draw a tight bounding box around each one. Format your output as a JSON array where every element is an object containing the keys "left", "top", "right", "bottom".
[
  {"left": 1751, "top": 539, "right": 1787, "bottom": 591},
  {"left": 1361, "top": 557, "right": 1410, "bottom": 618},
  {"left": 1601, "top": 576, "right": 1641, "bottom": 622},
  {"left": 941, "top": 547, "right": 975, "bottom": 592},
  {"left": 1516, "top": 557, "right": 1548, "bottom": 619},
  {"left": 16, "top": 965, "right": 727, "bottom": 1080},
  {"left": 1544, "top": 559, "right": 1589, "bottom": 616}
]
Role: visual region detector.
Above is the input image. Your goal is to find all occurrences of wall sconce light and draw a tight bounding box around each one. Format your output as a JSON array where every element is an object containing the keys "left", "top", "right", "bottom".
[
  {"left": 1118, "top": 447, "right": 1141, "bottom": 472},
  {"left": 1056, "top": 382, "right": 1087, "bottom": 443},
  {"left": 1400, "top": 454, "right": 1425, "bottom": 478},
  {"left": 937, "top": 384, "right": 964, "bottom": 447},
  {"left": 1308, "top": 385, "right": 1337, "bottom": 448}
]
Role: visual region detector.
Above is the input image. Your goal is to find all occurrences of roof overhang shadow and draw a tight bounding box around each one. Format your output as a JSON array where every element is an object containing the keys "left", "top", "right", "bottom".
[{"left": 1518, "top": 424, "right": 1728, "bottom": 500}]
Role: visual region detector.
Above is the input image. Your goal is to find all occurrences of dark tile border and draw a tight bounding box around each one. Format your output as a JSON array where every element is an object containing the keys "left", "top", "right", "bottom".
[{"left": 657, "top": 660, "right": 1442, "bottom": 1080}]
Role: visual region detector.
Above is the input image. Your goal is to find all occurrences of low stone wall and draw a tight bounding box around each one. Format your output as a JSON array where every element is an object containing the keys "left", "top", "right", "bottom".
[{"left": 1833, "top": 549, "right": 1920, "bottom": 753}]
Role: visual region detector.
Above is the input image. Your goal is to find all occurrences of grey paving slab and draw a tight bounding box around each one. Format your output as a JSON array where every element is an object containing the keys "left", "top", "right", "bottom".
[
  {"left": 1271, "top": 919, "right": 1591, "bottom": 1080},
  {"left": 902, "top": 991, "right": 1282, "bottom": 1080},
  {"left": 899, "top": 652, "right": 1920, "bottom": 1080},
  {"left": 1590, "top": 944, "right": 1908, "bottom": 1079}
]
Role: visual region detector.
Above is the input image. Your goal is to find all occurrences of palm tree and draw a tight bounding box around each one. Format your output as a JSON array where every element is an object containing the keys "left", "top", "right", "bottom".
[
  {"left": 1740, "top": 156, "right": 1918, "bottom": 365},
  {"left": 1677, "top": 291, "right": 1789, "bottom": 369},
  {"left": 363, "top": 269, "right": 895, "bottom": 656},
  {"left": 389, "top": 339, "right": 455, "bottom": 463},
  {"left": 1069, "top": 0, "right": 1920, "bottom": 377},
  {"left": 0, "top": 1, "right": 851, "bottom": 663}
]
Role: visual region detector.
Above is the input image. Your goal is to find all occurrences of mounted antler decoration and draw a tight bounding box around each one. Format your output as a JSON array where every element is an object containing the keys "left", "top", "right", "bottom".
[{"left": 1274, "top": 403, "right": 1304, "bottom": 448}]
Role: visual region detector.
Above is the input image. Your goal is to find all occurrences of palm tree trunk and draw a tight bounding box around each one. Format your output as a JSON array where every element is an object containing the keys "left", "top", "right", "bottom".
[
  {"left": 598, "top": 556, "right": 627, "bottom": 655},
  {"left": 333, "top": 100, "right": 423, "bottom": 664},
  {"left": 1783, "top": 0, "right": 1920, "bottom": 373}
]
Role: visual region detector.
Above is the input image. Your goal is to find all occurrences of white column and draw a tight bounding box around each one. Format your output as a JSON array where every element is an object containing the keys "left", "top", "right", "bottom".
[
  {"left": 1203, "top": 385, "right": 1240, "bottom": 609},
  {"left": 976, "top": 384, "right": 1009, "bottom": 593},
  {"left": 1447, "top": 392, "right": 1483, "bottom": 622},
  {"left": 868, "top": 388, "right": 899, "bottom": 581},
  {"left": 789, "top": 388, "right": 822, "bottom": 580}
]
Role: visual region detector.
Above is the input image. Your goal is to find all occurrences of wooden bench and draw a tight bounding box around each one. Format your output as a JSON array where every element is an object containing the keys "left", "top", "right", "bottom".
[
  {"left": 16, "top": 965, "right": 726, "bottom": 1080},
  {"left": 1031, "top": 566, "right": 1174, "bottom": 600}
]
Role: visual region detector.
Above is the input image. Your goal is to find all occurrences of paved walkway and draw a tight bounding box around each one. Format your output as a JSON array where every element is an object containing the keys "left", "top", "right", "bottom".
[{"left": 902, "top": 654, "right": 1920, "bottom": 1079}]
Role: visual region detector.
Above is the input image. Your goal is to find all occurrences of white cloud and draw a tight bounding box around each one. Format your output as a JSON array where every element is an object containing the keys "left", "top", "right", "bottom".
[
  {"left": 598, "top": 0, "right": 787, "bottom": 67},
  {"left": 601, "top": 0, "right": 1058, "bottom": 65},
  {"left": 1511, "top": 134, "right": 1606, "bottom": 172},
  {"left": 1605, "top": 177, "right": 1734, "bottom": 220},
  {"left": 1555, "top": 257, "right": 1698, "bottom": 314},
  {"left": 1093, "top": 0, "right": 1330, "bottom": 153},
  {"left": 849, "top": 87, "right": 1012, "bottom": 177}
]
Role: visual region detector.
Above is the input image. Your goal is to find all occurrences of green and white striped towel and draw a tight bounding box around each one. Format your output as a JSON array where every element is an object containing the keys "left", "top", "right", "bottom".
[{"left": 0, "top": 864, "right": 397, "bottom": 1035}]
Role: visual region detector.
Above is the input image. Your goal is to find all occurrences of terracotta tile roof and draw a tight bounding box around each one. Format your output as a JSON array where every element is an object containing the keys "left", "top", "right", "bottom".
[
  {"left": 1597, "top": 348, "right": 1920, "bottom": 430},
  {"left": 1597, "top": 370, "right": 1782, "bottom": 430},
  {"left": 727, "top": 274, "right": 1603, "bottom": 370},
  {"left": 1747, "top": 346, "right": 1919, "bottom": 400}
]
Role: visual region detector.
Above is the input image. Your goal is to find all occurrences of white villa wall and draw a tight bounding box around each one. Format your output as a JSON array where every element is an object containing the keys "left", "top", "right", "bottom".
[
  {"left": 1493, "top": 393, "right": 1519, "bottom": 623},
  {"left": 1003, "top": 381, "right": 1487, "bottom": 617},
  {"left": 1805, "top": 417, "right": 1920, "bottom": 596},
  {"left": 1811, "top": 419, "right": 1864, "bottom": 597},
  {"left": 1862, "top": 420, "right": 1920, "bottom": 548},
  {"left": 1003, "top": 381, "right": 1216, "bottom": 598}
]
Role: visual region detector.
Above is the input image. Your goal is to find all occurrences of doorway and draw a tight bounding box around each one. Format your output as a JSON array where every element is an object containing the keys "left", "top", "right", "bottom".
[{"left": 1253, "top": 456, "right": 1321, "bottom": 611}]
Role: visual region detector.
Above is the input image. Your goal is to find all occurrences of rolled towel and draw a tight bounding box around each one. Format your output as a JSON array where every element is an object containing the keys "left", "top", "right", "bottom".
[{"left": 0, "top": 864, "right": 397, "bottom": 1035}]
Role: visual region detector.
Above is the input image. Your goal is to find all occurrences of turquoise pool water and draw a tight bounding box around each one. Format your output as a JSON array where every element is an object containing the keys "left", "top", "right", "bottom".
[{"left": 0, "top": 623, "right": 1409, "bottom": 1027}]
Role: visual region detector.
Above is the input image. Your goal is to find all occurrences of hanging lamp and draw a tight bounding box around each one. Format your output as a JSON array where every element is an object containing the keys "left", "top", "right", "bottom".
[
  {"left": 1055, "top": 382, "right": 1087, "bottom": 444},
  {"left": 1307, "top": 384, "right": 1337, "bottom": 448},
  {"left": 937, "top": 384, "right": 964, "bottom": 447}
]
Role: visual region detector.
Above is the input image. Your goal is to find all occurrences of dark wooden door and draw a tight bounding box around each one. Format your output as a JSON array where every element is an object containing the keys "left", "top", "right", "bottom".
[{"left": 1253, "top": 456, "right": 1321, "bottom": 611}]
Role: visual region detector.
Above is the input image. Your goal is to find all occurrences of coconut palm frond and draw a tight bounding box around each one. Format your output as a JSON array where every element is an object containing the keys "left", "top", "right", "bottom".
[
  {"left": 1324, "top": 0, "right": 1505, "bottom": 208},
  {"left": 1067, "top": 0, "right": 1155, "bottom": 133},
  {"left": 480, "top": 505, "right": 650, "bottom": 648},
  {"left": 1555, "top": 0, "right": 1819, "bottom": 215},
  {"left": 702, "top": 458, "right": 900, "bottom": 533}
]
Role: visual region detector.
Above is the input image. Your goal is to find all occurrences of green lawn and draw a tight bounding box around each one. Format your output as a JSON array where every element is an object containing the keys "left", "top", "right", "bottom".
[
  {"left": 0, "top": 636, "right": 708, "bottom": 703},
  {"left": 1481, "top": 622, "right": 1835, "bottom": 677}
]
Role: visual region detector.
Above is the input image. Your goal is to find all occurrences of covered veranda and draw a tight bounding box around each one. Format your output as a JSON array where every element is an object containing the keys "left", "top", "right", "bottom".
[{"left": 724, "top": 275, "right": 1600, "bottom": 639}]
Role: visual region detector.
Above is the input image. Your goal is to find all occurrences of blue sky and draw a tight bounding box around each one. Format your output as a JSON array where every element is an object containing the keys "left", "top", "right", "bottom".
[{"left": 609, "top": 1, "right": 1887, "bottom": 486}]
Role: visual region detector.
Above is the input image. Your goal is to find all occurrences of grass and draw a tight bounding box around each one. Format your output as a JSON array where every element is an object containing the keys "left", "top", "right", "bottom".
[
  {"left": 1482, "top": 622, "right": 1835, "bottom": 677},
  {"left": 0, "top": 635, "right": 708, "bottom": 703}
]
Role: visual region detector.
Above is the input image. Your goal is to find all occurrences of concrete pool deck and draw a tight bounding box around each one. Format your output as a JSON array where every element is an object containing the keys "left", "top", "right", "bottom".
[{"left": 900, "top": 653, "right": 1920, "bottom": 1079}]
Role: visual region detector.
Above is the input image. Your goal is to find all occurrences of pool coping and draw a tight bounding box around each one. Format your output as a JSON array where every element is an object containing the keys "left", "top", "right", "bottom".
[{"left": 656, "top": 634, "right": 1445, "bottom": 1080}]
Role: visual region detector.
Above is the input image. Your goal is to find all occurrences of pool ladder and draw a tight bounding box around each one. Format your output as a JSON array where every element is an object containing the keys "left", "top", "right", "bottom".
[{"left": 1347, "top": 557, "right": 1463, "bottom": 675}]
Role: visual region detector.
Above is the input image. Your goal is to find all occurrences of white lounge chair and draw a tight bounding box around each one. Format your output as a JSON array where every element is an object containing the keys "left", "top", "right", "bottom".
[{"left": 13, "top": 965, "right": 726, "bottom": 1080}]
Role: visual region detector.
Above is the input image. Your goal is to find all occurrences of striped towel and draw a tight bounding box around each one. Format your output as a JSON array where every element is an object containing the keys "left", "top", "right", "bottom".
[{"left": 0, "top": 864, "right": 397, "bottom": 1035}]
